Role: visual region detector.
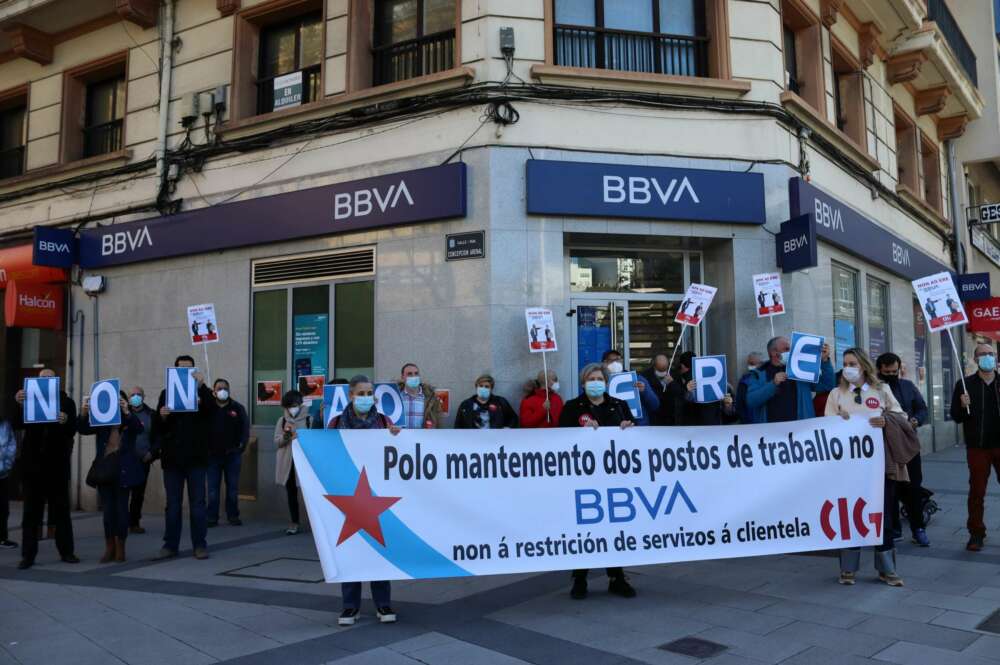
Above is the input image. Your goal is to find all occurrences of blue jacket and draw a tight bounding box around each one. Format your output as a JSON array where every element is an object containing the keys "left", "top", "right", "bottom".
[
  {"left": 744, "top": 361, "right": 836, "bottom": 423},
  {"left": 634, "top": 375, "right": 660, "bottom": 426},
  {"left": 79, "top": 412, "right": 146, "bottom": 488},
  {"left": 884, "top": 378, "right": 928, "bottom": 425}
]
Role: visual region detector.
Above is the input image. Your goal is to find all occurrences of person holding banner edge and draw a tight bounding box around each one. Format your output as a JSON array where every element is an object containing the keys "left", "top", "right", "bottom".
[
  {"left": 455, "top": 374, "right": 519, "bottom": 429},
  {"left": 275, "top": 390, "right": 312, "bottom": 536},
  {"left": 744, "top": 337, "right": 835, "bottom": 423},
  {"left": 559, "top": 363, "right": 636, "bottom": 600}
]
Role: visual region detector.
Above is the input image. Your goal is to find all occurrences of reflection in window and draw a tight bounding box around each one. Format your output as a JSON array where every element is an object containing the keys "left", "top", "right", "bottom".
[
  {"left": 373, "top": 0, "right": 456, "bottom": 85},
  {"left": 252, "top": 289, "right": 288, "bottom": 425},
  {"left": 84, "top": 75, "right": 125, "bottom": 157},
  {"left": 832, "top": 264, "right": 858, "bottom": 369},
  {"left": 866, "top": 278, "right": 889, "bottom": 359},
  {"left": 257, "top": 12, "right": 323, "bottom": 114},
  {"left": 570, "top": 250, "right": 686, "bottom": 293}
]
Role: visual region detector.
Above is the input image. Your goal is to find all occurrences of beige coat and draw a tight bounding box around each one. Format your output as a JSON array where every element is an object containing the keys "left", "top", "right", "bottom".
[
  {"left": 274, "top": 410, "right": 312, "bottom": 485},
  {"left": 824, "top": 380, "right": 910, "bottom": 481}
]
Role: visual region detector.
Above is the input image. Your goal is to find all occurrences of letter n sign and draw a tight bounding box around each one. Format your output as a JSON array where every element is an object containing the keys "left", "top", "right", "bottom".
[
  {"left": 166, "top": 367, "right": 199, "bottom": 412},
  {"left": 23, "top": 376, "right": 60, "bottom": 423},
  {"left": 788, "top": 332, "right": 824, "bottom": 383},
  {"left": 692, "top": 355, "right": 727, "bottom": 403},
  {"left": 89, "top": 379, "right": 122, "bottom": 427}
]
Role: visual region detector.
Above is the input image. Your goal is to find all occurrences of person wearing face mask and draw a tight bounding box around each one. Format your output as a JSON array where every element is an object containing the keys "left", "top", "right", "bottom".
[
  {"left": 559, "top": 363, "right": 635, "bottom": 600},
  {"left": 639, "top": 353, "right": 674, "bottom": 425},
  {"left": 126, "top": 387, "right": 155, "bottom": 534},
  {"left": 669, "top": 351, "right": 739, "bottom": 426},
  {"left": 744, "top": 336, "right": 835, "bottom": 424},
  {"left": 397, "top": 363, "right": 443, "bottom": 429},
  {"left": 876, "top": 353, "right": 930, "bottom": 547},
  {"left": 951, "top": 343, "right": 1000, "bottom": 552},
  {"left": 826, "top": 348, "right": 911, "bottom": 587},
  {"left": 520, "top": 370, "right": 564, "bottom": 428},
  {"left": 205, "top": 379, "right": 250, "bottom": 528},
  {"left": 455, "top": 374, "right": 519, "bottom": 429},
  {"left": 275, "top": 390, "right": 313, "bottom": 536},
  {"left": 734, "top": 352, "right": 764, "bottom": 423},
  {"left": 601, "top": 350, "right": 658, "bottom": 426}
]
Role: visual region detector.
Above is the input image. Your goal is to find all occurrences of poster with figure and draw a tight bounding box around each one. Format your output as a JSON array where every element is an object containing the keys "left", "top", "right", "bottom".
[
  {"left": 187, "top": 303, "right": 220, "bottom": 344},
  {"left": 675, "top": 283, "right": 717, "bottom": 326},
  {"left": 293, "top": 313, "right": 328, "bottom": 418},
  {"left": 912, "top": 272, "right": 967, "bottom": 332},
  {"left": 752, "top": 273, "right": 785, "bottom": 318},
  {"left": 525, "top": 308, "right": 557, "bottom": 352},
  {"left": 256, "top": 380, "right": 282, "bottom": 406}
]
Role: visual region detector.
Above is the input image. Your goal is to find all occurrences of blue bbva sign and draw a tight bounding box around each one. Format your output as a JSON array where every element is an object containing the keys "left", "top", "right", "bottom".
[
  {"left": 958, "top": 272, "right": 991, "bottom": 301},
  {"left": 32, "top": 226, "right": 76, "bottom": 268},
  {"left": 526, "top": 160, "right": 766, "bottom": 224}
]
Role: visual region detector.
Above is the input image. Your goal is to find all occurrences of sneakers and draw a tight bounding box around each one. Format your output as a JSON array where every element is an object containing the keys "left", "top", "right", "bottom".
[
  {"left": 967, "top": 534, "right": 986, "bottom": 552},
  {"left": 228, "top": 519, "right": 243, "bottom": 526},
  {"left": 838, "top": 571, "right": 856, "bottom": 585},
  {"left": 912, "top": 529, "right": 930, "bottom": 547},
  {"left": 608, "top": 576, "right": 637, "bottom": 598},
  {"left": 376, "top": 606, "right": 397, "bottom": 623},
  {"left": 0, "top": 540, "right": 17, "bottom": 549},
  {"left": 338, "top": 608, "right": 359, "bottom": 626},
  {"left": 151, "top": 548, "right": 178, "bottom": 561},
  {"left": 16, "top": 559, "right": 32, "bottom": 570},
  {"left": 879, "top": 572, "right": 905, "bottom": 587},
  {"left": 285, "top": 524, "right": 300, "bottom": 535},
  {"left": 193, "top": 548, "right": 210, "bottom": 560},
  {"left": 61, "top": 554, "right": 80, "bottom": 564},
  {"left": 570, "top": 576, "right": 588, "bottom": 600}
]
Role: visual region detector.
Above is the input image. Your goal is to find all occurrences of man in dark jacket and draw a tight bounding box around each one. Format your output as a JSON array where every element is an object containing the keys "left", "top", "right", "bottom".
[
  {"left": 127, "top": 386, "right": 155, "bottom": 534},
  {"left": 151, "top": 355, "right": 213, "bottom": 560},
  {"left": 12, "top": 368, "right": 79, "bottom": 569},
  {"left": 877, "top": 352, "right": 930, "bottom": 547},
  {"left": 951, "top": 342, "right": 1000, "bottom": 552},
  {"left": 639, "top": 353, "right": 673, "bottom": 425},
  {"left": 205, "top": 378, "right": 250, "bottom": 527},
  {"left": 454, "top": 374, "right": 518, "bottom": 429},
  {"left": 668, "top": 352, "right": 739, "bottom": 426}
]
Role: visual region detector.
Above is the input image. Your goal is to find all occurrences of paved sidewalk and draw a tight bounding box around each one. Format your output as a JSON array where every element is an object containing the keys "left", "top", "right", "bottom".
[{"left": 2, "top": 445, "right": 1000, "bottom": 665}]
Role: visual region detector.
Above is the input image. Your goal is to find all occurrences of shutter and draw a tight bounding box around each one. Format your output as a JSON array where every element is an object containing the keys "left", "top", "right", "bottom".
[{"left": 252, "top": 246, "right": 375, "bottom": 287}]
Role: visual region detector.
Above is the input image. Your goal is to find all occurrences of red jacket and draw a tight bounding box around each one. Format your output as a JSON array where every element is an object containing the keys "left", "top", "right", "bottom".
[{"left": 519, "top": 388, "right": 564, "bottom": 428}]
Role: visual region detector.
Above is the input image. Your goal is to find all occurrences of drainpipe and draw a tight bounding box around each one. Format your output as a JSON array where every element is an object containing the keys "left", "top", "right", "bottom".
[{"left": 154, "top": 0, "right": 176, "bottom": 201}]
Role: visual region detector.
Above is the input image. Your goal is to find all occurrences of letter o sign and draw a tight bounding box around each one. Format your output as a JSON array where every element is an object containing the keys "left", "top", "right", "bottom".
[
  {"left": 89, "top": 379, "right": 122, "bottom": 426},
  {"left": 375, "top": 384, "right": 404, "bottom": 426}
]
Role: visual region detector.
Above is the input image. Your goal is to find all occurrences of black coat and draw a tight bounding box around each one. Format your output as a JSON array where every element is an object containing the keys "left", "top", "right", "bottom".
[
  {"left": 152, "top": 384, "right": 214, "bottom": 470},
  {"left": 951, "top": 374, "right": 1000, "bottom": 448},
  {"left": 559, "top": 394, "right": 631, "bottom": 427},
  {"left": 454, "top": 395, "right": 519, "bottom": 429},
  {"left": 639, "top": 367, "right": 673, "bottom": 425},
  {"left": 10, "top": 392, "right": 77, "bottom": 476},
  {"left": 207, "top": 399, "right": 250, "bottom": 457}
]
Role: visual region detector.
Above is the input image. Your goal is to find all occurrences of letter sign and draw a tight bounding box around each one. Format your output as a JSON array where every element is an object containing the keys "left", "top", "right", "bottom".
[
  {"left": 23, "top": 376, "right": 60, "bottom": 424},
  {"left": 787, "top": 332, "right": 825, "bottom": 383},
  {"left": 166, "top": 367, "right": 199, "bottom": 412},
  {"left": 692, "top": 355, "right": 728, "bottom": 403},
  {"left": 608, "top": 372, "right": 643, "bottom": 420},
  {"left": 89, "top": 378, "right": 122, "bottom": 427},
  {"left": 323, "top": 383, "right": 404, "bottom": 426}
]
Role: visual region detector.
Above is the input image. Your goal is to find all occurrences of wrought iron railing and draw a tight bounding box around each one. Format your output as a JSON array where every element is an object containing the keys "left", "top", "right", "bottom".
[
  {"left": 554, "top": 24, "right": 709, "bottom": 77},
  {"left": 83, "top": 119, "right": 123, "bottom": 158},
  {"left": 0, "top": 145, "right": 24, "bottom": 179},
  {"left": 256, "top": 65, "right": 322, "bottom": 114},
  {"left": 927, "top": 0, "right": 978, "bottom": 86},
  {"left": 373, "top": 29, "right": 455, "bottom": 86}
]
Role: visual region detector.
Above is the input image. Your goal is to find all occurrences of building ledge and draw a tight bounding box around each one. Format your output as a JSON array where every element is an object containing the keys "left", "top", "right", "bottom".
[
  {"left": 891, "top": 25, "right": 984, "bottom": 120},
  {"left": 896, "top": 183, "right": 951, "bottom": 232},
  {"left": 780, "top": 90, "right": 880, "bottom": 173},
  {"left": 530, "top": 64, "right": 751, "bottom": 99},
  {"left": 0, "top": 149, "right": 132, "bottom": 195},
  {"left": 218, "top": 67, "right": 476, "bottom": 140}
]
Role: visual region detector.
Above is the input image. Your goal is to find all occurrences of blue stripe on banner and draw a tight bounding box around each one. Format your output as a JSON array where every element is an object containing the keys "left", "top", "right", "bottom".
[{"left": 297, "top": 430, "right": 471, "bottom": 579}]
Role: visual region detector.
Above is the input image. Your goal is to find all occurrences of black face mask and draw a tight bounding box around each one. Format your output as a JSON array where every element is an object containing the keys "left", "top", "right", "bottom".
[{"left": 878, "top": 373, "right": 899, "bottom": 385}]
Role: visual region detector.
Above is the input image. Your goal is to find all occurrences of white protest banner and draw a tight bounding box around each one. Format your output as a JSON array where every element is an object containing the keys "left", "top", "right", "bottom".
[
  {"left": 692, "top": 356, "right": 727, "bottom": 403},
  {"left": 912, "top": 272, "right": 967, "bottom": 332},
  {"left": 23, "top": 377, "right": 60, "bottom": 424},
  {"left": 675, "top": 283, "right": 717, "bottom": 326},
  {"left": 753, "top": 273, "right": 785, "bottom": 318},
  {"left": 293, "top": 415, "right": 885, "bottom": 582},
  {"left": 187, "top": 303, "right": 220, "bottom": 344},
  {"left": 787, "top": 332, "right": 825, "bottom": 383},
  {"left": 525, "top": 308, "right": 557, "bottom": 352},
  {"left": 89, "top": 379, "right": 122, "bottom": 427},
  {"left": 166, "top": 367, "right": 199, "bottom": 412},
  {"left": 608, "top": 371, "right": 642, "bottom": 420}
]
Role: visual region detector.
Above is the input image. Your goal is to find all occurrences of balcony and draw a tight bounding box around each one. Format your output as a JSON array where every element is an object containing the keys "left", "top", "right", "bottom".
[
  {"left": 554, "top": 24, "right": 709, "bottom": 78},
  {"left": 82, "top": 119, "right": 122, "bottom": 158},
  {"left": 926, "top": 0, "right": 977, "bottom": 86},
  {"left": 373, "top": 29, "right": 455, "bottom": 87}
]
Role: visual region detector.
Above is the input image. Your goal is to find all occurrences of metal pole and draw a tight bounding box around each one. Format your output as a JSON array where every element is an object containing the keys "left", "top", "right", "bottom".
[
  {"left": 542, "top": 351, "right": 550, "bottom": 423},
  {"left": 946, "top": 328, "right": 970, "bottom": 414}
]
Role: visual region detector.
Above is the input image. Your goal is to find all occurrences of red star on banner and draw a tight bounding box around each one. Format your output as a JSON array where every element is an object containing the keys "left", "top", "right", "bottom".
[{"left": 324, "top": 468, "right": 401, "bottom": 547}]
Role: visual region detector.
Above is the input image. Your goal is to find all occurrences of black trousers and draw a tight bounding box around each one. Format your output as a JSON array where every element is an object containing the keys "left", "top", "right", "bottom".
[
  {"left": 894, "top": 454, "right": 925, "bottom": 533},
  {"left": 21, "top": 470, "right": 74, "bottom": 563},
  {"left": 572, "top": 567, "right": 623, "bottom": 579},
  {"left": 286, "top": 465, "right": 300, "bottom": 524},
  {"left": 0, "top": 475, "right": 9, "bottom": 541},
  {"left": 129, "top": 463, "right": 151, "bottom": 527}
]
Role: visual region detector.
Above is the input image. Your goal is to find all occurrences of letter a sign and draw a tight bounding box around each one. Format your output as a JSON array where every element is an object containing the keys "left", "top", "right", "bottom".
[
  {"left": 166, "top": 367, "right": 199, "bottom": 412},
  {"left": 23, "top": 376, "right": 60, "bottom": 423},
  {"left": 89, "top": 379, "right": 122, "bottom": 427},
  {"left": 787, "top": 332, "right": 825, "bottom": 383}
]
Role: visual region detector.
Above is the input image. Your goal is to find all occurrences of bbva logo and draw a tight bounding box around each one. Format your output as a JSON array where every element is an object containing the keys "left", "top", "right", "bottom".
[
  {"left": 603, "top": 175, "right": 699, "bottom": 206},
  {"left": 19, "top": 293, "right": 56, "bottom": 310},
  {"left": 334, "top": 180, "right": 415, "bottom": 220},
  {"left": 783, "top": 234, "right": 809, "bottom": 254},
  {"left": 101, "top": 226, "right": 153, "bottom": 256},
  {"left": 38, "top": 240, "right": 71, "bottom": 254}
]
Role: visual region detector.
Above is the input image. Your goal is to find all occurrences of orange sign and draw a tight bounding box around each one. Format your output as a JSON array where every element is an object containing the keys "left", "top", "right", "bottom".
[
  {"left": 0, "top": 244, "right": 67, "bottom": 290},
  {"left": 4, "top": 281, "right": 64, "bottom": 330}
]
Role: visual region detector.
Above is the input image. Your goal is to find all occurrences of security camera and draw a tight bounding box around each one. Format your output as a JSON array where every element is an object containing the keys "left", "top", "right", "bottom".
[{"left": 82, "top": 275, "right": 106, "bottom": 296}]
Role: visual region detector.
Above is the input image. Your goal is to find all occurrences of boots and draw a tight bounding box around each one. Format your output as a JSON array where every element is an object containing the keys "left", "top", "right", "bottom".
[
  {"left": 114, "top": 537, "right": 126, "bottom": 563},
  {"left": 100, "top": 537, "right": 115, "bottom": 564}
]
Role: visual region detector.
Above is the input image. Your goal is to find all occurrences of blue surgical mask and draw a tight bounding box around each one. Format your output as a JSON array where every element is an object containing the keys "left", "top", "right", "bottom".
[
  {"left": 585, "top": 380, "right": 606, "bottom": 398},
  {"left": 405, "top": 376, "right": 421, "bottom": 390},
  {"left": 354, "top": 396, "right": 375, "bottom": 413},
  {"left": 779, "top": 351, "right": 790, "bottom": 366},
  {"left": 129, "top": 395, "right": 143, "bottom": 408},
  {"left": 477, "top": 386, "right": 491, "bottom": 400},
  {"left": 979, "top": 355, "right": 997, "bottom": 372}
]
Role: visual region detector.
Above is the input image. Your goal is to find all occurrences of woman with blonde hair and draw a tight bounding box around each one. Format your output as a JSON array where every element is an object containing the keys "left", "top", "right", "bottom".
[{"left": 825, "top": 347, "right": 907, "bottom": 587}]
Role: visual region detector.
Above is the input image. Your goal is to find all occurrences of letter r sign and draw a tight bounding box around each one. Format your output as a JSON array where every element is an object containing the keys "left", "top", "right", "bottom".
[
  {"left": 692, "top": 355, "right": 727, "bottom": 403},
  {"left": 787, "top": 332, "right": 824, "bottom": 383}
]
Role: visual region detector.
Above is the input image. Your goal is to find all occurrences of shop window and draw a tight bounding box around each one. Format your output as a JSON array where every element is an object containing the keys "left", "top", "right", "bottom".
[
  {"left": 939, "top": 332, "right": 953, "bottom": 421},
  {"left": 912, "top": 297, "right": 929, "bottom": 403},
  {"left": 61, "top": 53, "right": 128, "bottom": 163},
  {"left": 831, "top": 42, "right": 865, "bottom": 147},
  {"left": 920, "top": 133, "right": 942, "bottom": 213},
  {"left": 293, "top": 285, "right": 329, "bottom": 423},
  {"left": 866, "top": 277, "right": 889, "bottom": 359},
  {"left": 0, "top": 92, "right": 26, "bottom": 179},
  {"left": 781, "top": 0, "right": 824, "bottom": 113},
  {"left": 252, "top": 289, "right": 288, "bottom": 425},
  {"left": 553, "top": 0, "right": 711, "bottom": 78},
  {"left": 832, "top": 263, "right": 859, "bottom": 369},
  {"left": 334, "top": 281, "right": 375, "bottom": 379},
  {"left": 894, "top": 108, "right": 919, "bottom": 192},
  {"left": 570, "top": 249, "right": 686, "bottom": 294},
  {"left": 373, "top": 0, "right": 457, "bottom": 86}
]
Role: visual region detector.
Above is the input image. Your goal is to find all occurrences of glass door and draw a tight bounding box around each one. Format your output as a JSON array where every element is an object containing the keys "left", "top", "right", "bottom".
[{"left": 574, "top": 300, "right": 627, "bottom": 375}]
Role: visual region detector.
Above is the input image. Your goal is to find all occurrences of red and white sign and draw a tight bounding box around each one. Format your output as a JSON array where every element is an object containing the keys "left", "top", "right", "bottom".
[
  {"left": 911, "top": 272, "right": 966, "bottom": 332},
  {"left": 967, "top": 297, "right": 1000, "bottom": 338},
  {"left": 4, "top": 281, "right": 63, "bottom": 330},
  {"left": 297, "top": 374, "right": 325, "bottom": 400},
  {"left": 256, "top": 380, "right": 282, "bottom": 406},
  {"left": 0, "top": 244, "right": 66, "bottom": 290},
  {"left": 187, "top": 303, "right": 220, "bottom": 344},
  {"left": 675, "top": 283, "right": 717, "bottom": 326},
  {"left": 865, "top": 396, "right": 881, "bottom": 410},
  {"left": 525, "top": 307, "right": 557, "bottom": 352},
  {"left": 753, "top": 273, "right": 785, "bottom": 318},
  {"left": 435, "top": 389, "right": 450, "bottom": 417}
]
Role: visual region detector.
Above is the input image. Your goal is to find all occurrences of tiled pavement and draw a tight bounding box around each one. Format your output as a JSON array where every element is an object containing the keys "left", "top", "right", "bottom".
[{"left": 3, "top": 445, "right": 1000, "bottom": 664}]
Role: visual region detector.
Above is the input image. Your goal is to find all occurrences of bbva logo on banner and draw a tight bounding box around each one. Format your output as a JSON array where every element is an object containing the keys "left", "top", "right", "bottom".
[
  {"left": 787, "top": 332, "right": 825, "bottom": 383},
  {"left": 322, "top": 383, "right": 405, "bottom": 426},
  {"left": 165, "top": 367, "right": 199, "bottom": 412},
  {"left": 692, "top": 355, "right": 728, "bottom": 403},
  {"left": 89, "top": 378, "right": 122, "bottom": 427},
  {"left": 23, "top": 376, "right": 60, "bottom": 423}
]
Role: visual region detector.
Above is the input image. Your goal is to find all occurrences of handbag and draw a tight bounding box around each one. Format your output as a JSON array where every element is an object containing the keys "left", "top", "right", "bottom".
[{"left": 86, "top": 450, "right": 120, "bottom": 488}]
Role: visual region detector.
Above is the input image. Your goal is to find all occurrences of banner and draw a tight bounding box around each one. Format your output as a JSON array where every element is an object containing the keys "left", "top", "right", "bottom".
[
  {"left": 912, "top": 272, "right": 967, "bottom": 331},
  {"left": 787, "top": 332, "right": 824, "bottom": 383},
  {"left": 608, "top": 371, "right": 642, "bottom": 420},
  {"left": 187, "top": 304, "right": 220, "bottom": 344},
  {"left": 293, "top": 416, "right": 885, "bottom": 582},
  {"left": 691, "top": 355, "right": 727, "bottom": 403},
  {"left": 89, "top": 379, "right": 122, "bottom": 427},
  {"left": 676, "top": 283, "right": 716, "bottom": 326},
  {"left": 752, "top": 273, "right": 785, "bottom": 317},
  {"left": 166, "top": 368, "right": 199, "bottom": 412},
  {"left": 23, "top": 376, "right": 60, "bottom": 423},
  {"left": 525, "top": 308, "right": 557, "bottom": 352}
]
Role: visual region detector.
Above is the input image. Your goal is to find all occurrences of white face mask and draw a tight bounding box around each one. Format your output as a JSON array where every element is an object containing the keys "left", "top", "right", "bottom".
[
  {"left": 654, "top": 370, "right": 668, "bottom": 378},
  {"left": 842, "top": 367, "right": 862, "bottom": 384},
  {"left": 747, "top": 366, "right": 757, "bottom": 372},
  {"left": 216, "top": 389, "right": 229, "bottom": 401},
  {"left": 288, "top": 406, "right": 301, "bottom": 417},
  {"left": 606, "top": 361, "right": 624, "bottom": 374},
  {"left": 550, "top": 382, "right": 560, "bottom": 392}
]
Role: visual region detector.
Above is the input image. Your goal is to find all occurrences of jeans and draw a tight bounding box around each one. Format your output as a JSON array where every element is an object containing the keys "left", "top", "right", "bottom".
[
  {"left": 341, "top": 581, "right": 391, "bottom": 610},
  {"left": 129, "top": 464, "right": 151, "bottom": 527},
  {"left": 207, "top": 452, "right": 242, "bottom": 522},
  {"left": 894, "top": 453, "right": 925, "bottom": 533},
  {"left": 967, "top": 447, "right": 1000, "bottom": 537},
  {"left": 21, "top": 470, "right": 74, "bottom": 563},
  {"left": 286, "top": 465, "right": 300, "bottom": 524},
  {"left": 840, "top": 477, "right": 895, "bottom": 571},
  {"left": 0, "top": 475, "right": 9, "bottom": 541},
  {"left": 163, "top": 466, "right": 207, "bottom": 552},
  {"left": 99, "top": 484, "right": 130, "bottom": 540}
]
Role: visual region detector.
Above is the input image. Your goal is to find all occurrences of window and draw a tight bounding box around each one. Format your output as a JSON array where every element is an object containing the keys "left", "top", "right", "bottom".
[
  {"left": 257, "top": 13, "right": 323, "bottom": 114},
  {"left": 83, "top": 75, "right": 125, "bottom": 157},
  {"left": 373, "top": 0, "right": 457, "bottom": 86},
  {"left": 570, "top": 249, "right": 686, "bottom": 293},
  {"left": 553, "top": 0, "right": 710, "bottom": 77},
  {"left": 831, "top": 42, "right": 866, "bottom": 147},
  {"left": 912, "top": 297, "right": 932, "bottom": 417},
  {"left": 781, "top": 0, "right": 824, "bottom": 113},
  {"left": 894, "top": 108, "right": 918, "bottom": 192},
  {"left": 783, "top": 25, "right": 798, "bottom": 93},
  {"left": 866, "top": 278, "right": 889, "bottom": 359},
  {"left": 832, "top": 263, "right": 859, "bottom": 369},
  {"left": 0, "top": 95, "right": 26, "bottom": 179},
  {"left": 61, "top": 54, "right": 128, "bottom": 163},
  {"left": 920, "top": 133, "right": 942, "bottom": 213}
]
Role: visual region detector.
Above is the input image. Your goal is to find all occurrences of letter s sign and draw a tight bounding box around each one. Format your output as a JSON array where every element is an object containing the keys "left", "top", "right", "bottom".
[{"left": 787, "top": 332, "right": 824, "bottom": 383}]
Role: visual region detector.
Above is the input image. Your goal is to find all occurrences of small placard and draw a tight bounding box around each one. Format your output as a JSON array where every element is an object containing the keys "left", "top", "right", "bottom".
[{"left": 446, "top": 231, "right": 485, "bottom": 261}]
